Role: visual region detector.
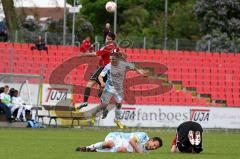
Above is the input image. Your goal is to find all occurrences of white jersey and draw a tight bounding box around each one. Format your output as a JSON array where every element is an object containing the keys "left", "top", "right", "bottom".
[
  {"left": 12, "top": 96, "right": 25, "bottom": 106},
  {"left": 104, "top": 132, "right": 149, "bottom": 153},
  {"left": 11, "top": 96, "right": 32, "bottom": 110}
]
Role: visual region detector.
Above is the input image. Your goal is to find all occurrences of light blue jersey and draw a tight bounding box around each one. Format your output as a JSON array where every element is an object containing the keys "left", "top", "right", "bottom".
[
  {"left": 100, "top": 61, "right": 135, "bottom": 104},
  {"left": 104, "top": 132, "right": 149, "bottom": 153},
  {"left": 100, "top": 61, "right": 135, "bottom": 93}
]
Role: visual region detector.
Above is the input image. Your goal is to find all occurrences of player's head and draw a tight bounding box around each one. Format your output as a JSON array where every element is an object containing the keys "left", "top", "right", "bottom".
[
  {"left": 110, "top": 51, "right": 120, "bottom": 66},
  {"left": 105, "top": 23, "right": 110, "bottom": 29},
  {"left": 38, "top": 35, "right": 42, "bottom": 40},
  {"left": 145, "top": 137, "right": 163, "bottom": 150},
  {"left": 85, "top": 36, "right": 90, "bottom": 41},
  {"left": 9, "top": 88, "right": 16, "bottom": 97},
  {"left": 4, "top": 85, "right": 9, "bottom": 93},
  {"left": 13, "top": 90, "right": 19, "bottom": 97},
  {"left": 105, "top": 32, "right": 115, "bottom": 43}
]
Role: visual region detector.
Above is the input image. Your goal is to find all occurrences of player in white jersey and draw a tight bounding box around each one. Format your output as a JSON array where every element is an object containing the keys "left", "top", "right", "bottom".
[
  {"left": 94, "top": 52, "right": 147, "bottom": 128},
  {"left": 75, "top": 132, "right": 163, "bottom": 153}
]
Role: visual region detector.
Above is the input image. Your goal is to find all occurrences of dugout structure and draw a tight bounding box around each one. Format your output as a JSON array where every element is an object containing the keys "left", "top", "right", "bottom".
[{"left": 0, "top": 73, "right": 43, "bottom": 107}]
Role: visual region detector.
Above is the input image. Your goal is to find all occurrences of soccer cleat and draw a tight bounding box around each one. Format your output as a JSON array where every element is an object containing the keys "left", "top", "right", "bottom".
[
  {"left": 101, "top": 109, "right": 109, "bottom": 119},
  {"left": 188, "top": 130, "right": 195, "bottom": 145},
  {"left": 114, "top": 119, "right": 126, "bottom": 129},
  {"left": 77, "top": 102, "right": 88, "bottom": 110},
  {"left": 75, "top": 146, "right": 96, "bottom": 152},
  {"left": 75, "top": 146, "right": 87, "bottom": 152},
  {"left": 90, "top": 115, "right": 95, "bottom": 125},
  {"left": 194, "top": 131, "right": 201, "bottom": 146}
]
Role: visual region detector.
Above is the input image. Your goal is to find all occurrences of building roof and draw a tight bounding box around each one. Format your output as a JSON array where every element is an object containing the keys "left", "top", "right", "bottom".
[
  {"left": 14, "top": 0, "right": 71, "bottom": 8},
  {"left": 0, "top": 0, "right": 72, "bottom": 20}
]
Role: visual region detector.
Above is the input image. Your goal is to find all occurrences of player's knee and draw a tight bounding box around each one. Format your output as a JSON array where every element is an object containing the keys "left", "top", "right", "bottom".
[
  {"left": 104, "top": 141, "right": 114, "bottom": 148},
  {"left": 87, "top": 81, "right": 96, "bottom": 87}
]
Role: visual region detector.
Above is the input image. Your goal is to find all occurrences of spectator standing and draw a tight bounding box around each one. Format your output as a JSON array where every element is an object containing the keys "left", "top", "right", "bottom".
[
  {"left": 103, "top": 23, "right": 111, "bottom": 42},
  {"left": 79, "top": 36, "right": 94, "bottom": 53}
]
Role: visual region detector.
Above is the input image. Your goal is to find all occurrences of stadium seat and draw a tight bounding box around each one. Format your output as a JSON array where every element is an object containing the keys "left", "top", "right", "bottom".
[{"left": 1, "top": 45, "right": 240, "bottom": 107}]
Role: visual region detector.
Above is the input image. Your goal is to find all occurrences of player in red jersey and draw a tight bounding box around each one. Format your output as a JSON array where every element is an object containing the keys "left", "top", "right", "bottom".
[
  {"left": 77, "top": 32, "right": 118, "bottom": 110},
  {"left": 79, "top": 36, "right": 94, "bottom": 53}
]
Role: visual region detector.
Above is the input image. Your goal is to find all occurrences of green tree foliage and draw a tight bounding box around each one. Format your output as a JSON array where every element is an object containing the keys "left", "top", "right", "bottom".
[
  {"left": 167, "top": 0, "right": 200, "bottom": 39},
  {"left": 195, "top": 0, "right": 240, "bottom": 52},
  {"left": 120, "top": 6, "right": 149, "bottom": 35},
  {"left": 78, "top": 0, "right": 199, "bottom": 41}
]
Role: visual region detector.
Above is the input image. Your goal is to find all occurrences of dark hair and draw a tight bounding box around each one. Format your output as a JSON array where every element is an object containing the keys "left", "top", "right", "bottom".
[
  {"left": 107, "top": 32, "right": 115, "bottom": 40},
  {"left": 9, "top": 88, "right": 16, "bottom": 97},
  {"left": 4, "top": 85, "right": 9, "bottom": 89},
  {"left": 0, "top": 87, "right": 4, "bottom": 94},
  {"left": 151, "top": 137, "right": 163, "bottom": 147}
]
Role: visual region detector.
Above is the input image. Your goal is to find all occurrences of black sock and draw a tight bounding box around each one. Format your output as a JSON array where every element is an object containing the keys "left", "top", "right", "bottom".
[
  {"left": 84, "top": 87, "right": 91, "bottom": 102},
  {"left": 98, "top": 89, "right": 103, "bottom": 97}
]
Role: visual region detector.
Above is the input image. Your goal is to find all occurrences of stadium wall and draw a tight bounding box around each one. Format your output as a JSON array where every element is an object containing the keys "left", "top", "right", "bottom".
[
  {"left": 0, "top": 82, "right": 72, "bottom": 106},
  {"left": 96, "top": 105, "right": 240, "bottom": 129},
  {"left": 1, "top": 82, "right": 240, "bottom": 129}
]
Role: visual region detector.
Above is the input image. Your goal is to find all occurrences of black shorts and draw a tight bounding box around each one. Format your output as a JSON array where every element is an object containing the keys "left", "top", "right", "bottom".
[
  {"left": 176, "top": 121, "right": 203, "bottom": 152},
  {"left": 90, "top": 67, "right": 108, "bottom": 85},
  {"left": 177, "top": 121, "right": 203, "bottom": 141}
]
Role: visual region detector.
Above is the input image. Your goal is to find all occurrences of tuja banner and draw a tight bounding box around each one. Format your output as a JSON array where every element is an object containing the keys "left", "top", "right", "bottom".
[{"left": 96, "top": 105, "right": 240, "bottom": 129}]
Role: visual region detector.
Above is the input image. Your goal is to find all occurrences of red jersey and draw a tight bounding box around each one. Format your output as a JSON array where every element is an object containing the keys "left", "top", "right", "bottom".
[
  {"left": 172, "top": 136, "right": 177, "bottom": 146},
  {"left": 96, "top": 42, "right": 117, "bottom": 66},
  {"left": 80, "top": 39, "right": 92, "bottom": 53}
]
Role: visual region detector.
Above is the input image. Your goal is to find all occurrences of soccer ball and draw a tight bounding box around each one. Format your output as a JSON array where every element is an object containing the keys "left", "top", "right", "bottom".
[{"left": 105, "top": 1, "right": 117, "bottom": 13}]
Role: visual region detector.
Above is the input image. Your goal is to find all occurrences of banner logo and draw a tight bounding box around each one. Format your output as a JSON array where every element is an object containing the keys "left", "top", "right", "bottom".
[
  {"left": 45, "top": 88, "right": 68, "bottom": 102},
  {"left": 190, "top": 109, "right": 210, "bottom": 122}
]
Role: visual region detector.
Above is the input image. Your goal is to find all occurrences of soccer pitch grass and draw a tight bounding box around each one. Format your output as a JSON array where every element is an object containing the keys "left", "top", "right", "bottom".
[{"left": 0, "top": 128, "right": 240, "bottom": 159}]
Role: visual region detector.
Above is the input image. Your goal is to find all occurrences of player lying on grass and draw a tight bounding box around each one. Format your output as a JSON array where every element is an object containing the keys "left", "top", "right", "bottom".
[
  {"left": 75, "top": 132, "right": 162, "bottom": 153},
  {"left": 92, "top": 52, "right": 148, "bottom": 128},
  {"left": 171, "top": 121, "right": 203, "bottom": 153}
]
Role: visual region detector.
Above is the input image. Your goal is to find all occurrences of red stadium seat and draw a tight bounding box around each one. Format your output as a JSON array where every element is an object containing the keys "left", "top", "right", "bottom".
[{"left": 1, "top": 46, "right": 240, "bottom": 107}]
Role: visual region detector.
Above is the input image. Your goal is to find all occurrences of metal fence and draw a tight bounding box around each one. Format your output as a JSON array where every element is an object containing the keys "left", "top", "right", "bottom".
[{"left": 1, "top": 30, "right": 239, "bottom": 53}]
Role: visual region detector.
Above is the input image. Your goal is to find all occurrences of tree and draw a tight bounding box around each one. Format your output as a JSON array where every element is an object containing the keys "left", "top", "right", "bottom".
[
  {"left": 1, "top": 0, "right": 19, "bottom": 41},
  {"left": 194, "top": 0, "right": 240, "bottom": 52},
  {"left": 119, "top": 6, "right": 149, "bottom": 35},
  {"left": 167, "top": 0, "right": 200, "bottom": 39}
]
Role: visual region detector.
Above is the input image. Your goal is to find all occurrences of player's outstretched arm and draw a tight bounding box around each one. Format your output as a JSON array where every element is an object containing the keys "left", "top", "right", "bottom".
[
  {"left": 171, "top": 145, "right": 178, "bottom": 153},
  {"left": 132, "top": 63, "right": 148, "bottom": 77},
  {"left": 129, "top": 138, "right": 142, "bottom": 153}
]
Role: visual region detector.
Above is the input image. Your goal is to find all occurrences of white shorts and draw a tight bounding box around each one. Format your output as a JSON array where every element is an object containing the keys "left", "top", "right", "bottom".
[{"left": 101, "top": 89, "right": 123, "bottom": 104}]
